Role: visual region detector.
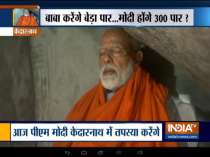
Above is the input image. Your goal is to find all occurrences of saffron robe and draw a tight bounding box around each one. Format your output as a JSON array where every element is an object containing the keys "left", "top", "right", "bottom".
[
  {"left": 16, "top": 15, "right": 38, "bottom": 26},
  {"left": 54, "top": 67, "right": 178, "bottom": 147}
]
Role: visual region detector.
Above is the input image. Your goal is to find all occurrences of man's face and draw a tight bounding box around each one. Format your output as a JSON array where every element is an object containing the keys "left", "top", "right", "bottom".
[
  {"left": 23, "top": 9, "right": 29, "bottom": 16},
  {"left": 99, "top": 32, "right": 134, "bottom": 91}
]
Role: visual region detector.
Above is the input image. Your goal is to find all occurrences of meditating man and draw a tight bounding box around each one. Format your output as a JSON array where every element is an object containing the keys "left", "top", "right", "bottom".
[
  {"left": 16, "top": 9, "right": 38, "bottom": 26},
  {"left": 54, "top": 28, "right": 177, "bottom": 147}
]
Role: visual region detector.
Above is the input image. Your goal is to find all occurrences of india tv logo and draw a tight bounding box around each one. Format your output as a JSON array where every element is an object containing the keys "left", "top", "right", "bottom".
[{"left": 165, "top": 122, "right": 199, "bottom": 139}]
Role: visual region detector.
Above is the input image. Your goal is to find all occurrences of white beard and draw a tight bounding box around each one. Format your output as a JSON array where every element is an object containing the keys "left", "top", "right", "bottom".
[{"left": 99, "top": 61, "right": 133, "bottom": 91}]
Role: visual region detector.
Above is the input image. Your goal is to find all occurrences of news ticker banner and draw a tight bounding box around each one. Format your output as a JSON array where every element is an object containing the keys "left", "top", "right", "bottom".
[
  {"left": 0, "top": 5, "right": 210, "bottom": 36},
  {"left": 0, "top": 122, "right": 210, "bottom": 142}
]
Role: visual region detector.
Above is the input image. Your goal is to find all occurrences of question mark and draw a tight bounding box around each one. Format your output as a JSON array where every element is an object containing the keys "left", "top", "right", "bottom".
[{"left": 186, "top": 14, "right": 189, "bottom": 22}]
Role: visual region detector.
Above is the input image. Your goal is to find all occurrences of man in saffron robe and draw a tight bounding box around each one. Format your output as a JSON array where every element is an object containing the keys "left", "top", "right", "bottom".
[
  {"left": 16, "top": 9, "right": 38, "bottom": 26},
  {"left": 54, "top": 28, "right": 178, "bottom": 147}
]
